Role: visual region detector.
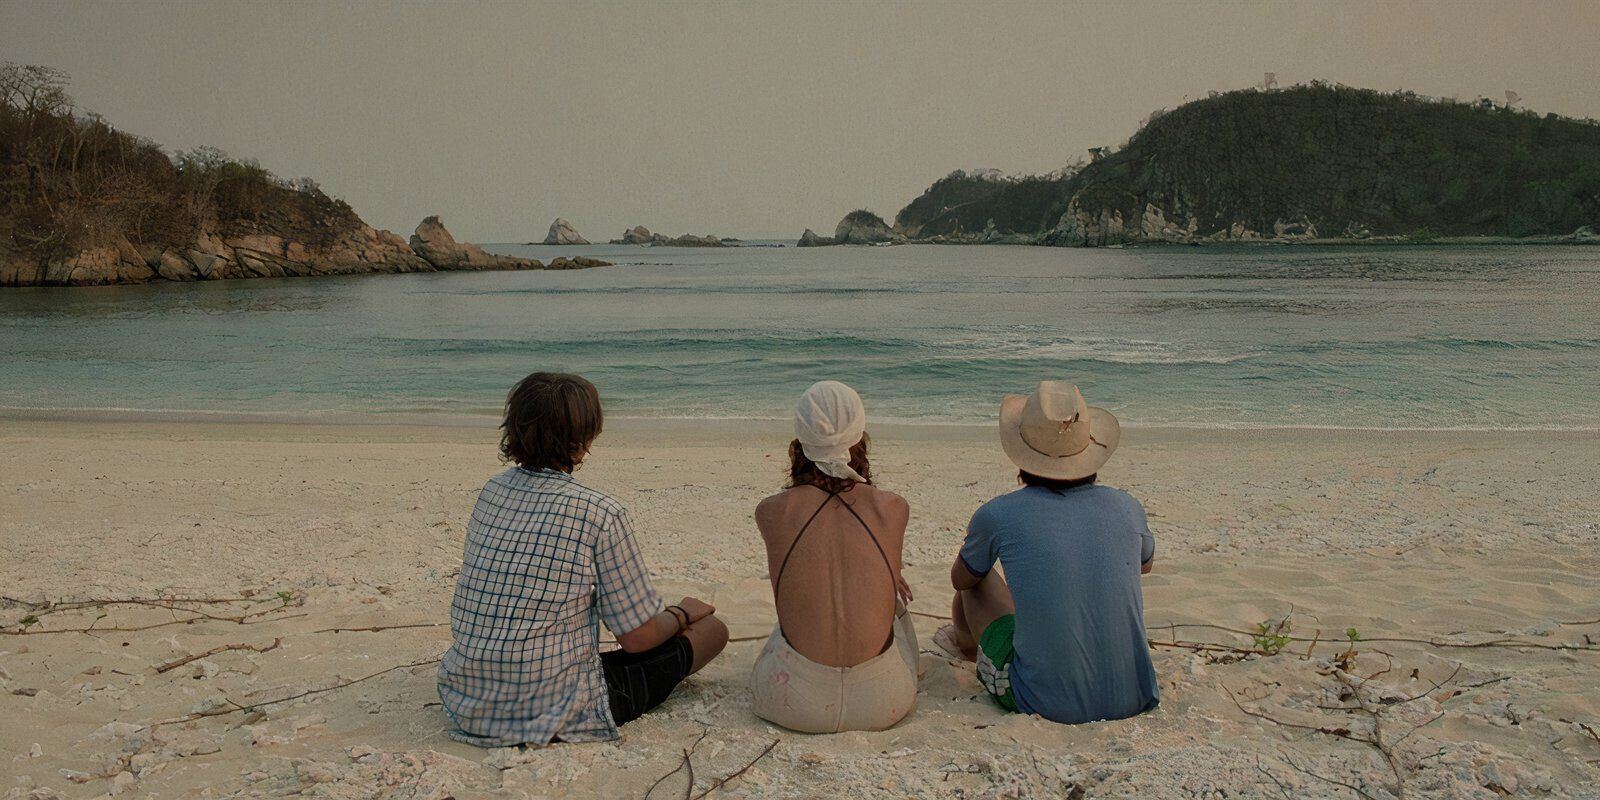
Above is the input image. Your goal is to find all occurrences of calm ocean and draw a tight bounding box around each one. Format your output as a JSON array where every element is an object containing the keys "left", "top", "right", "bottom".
[{"left": 2, "top": 243, "right": 1597, "bottom": 429}]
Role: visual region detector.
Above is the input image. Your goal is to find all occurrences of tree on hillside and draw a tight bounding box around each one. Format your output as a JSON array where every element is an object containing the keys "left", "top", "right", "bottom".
[{"left": 2, "top": 62, "right": 361, "bottom": 262}]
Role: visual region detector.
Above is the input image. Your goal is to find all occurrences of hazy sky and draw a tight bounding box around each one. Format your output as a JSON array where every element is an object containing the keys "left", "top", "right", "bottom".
[{"left": 4, "top": 0, "right": 1599, "bottom": 240}]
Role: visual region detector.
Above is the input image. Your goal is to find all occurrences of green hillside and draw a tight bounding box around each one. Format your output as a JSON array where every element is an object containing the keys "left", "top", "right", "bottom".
[{"left": 895, "top": 84, "right": 1600, "bottom": 244}]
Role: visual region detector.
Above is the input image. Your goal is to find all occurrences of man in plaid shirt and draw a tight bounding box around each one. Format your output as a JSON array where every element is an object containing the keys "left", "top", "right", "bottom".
[{"left": 439, "top": 372, "right": 728, "bottom": 745}]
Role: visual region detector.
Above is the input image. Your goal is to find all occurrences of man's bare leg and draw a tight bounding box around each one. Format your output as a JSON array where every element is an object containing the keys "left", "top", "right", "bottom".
[{"left": 945, "top": 570, "right": 1015, "bottom": 663}]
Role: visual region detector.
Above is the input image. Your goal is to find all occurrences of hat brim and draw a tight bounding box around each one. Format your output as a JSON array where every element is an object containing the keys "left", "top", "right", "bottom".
[{"left": 998, "top": 395, "right": 1120, "bottom": 480}]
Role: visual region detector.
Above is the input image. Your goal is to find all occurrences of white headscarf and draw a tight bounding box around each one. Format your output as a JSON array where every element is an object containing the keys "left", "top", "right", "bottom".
[{"left": 794, "top": 380, "right": 867, "bottom": 482}]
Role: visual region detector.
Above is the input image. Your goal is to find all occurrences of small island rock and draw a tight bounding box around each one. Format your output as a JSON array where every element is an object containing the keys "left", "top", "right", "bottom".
[
  {"left": 542, "top": 218, "right": 590, "bottom": 245},
  {"left": 796, "top": 228, "right": 838, "bottom": 247},
  {"left": 611, "top": 225, "right": 668, "bottom": 245},
  {"left": 659, "top": 233, "right": 727, "bottom": 247},
  {"left": 834, "top": 209, "right": 905, "bottom": 245}
]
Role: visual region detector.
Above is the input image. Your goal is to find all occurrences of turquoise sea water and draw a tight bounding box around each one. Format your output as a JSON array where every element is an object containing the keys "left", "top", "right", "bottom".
[{"left": 1, "top": 243, "right": 1597, "bottom": 429}]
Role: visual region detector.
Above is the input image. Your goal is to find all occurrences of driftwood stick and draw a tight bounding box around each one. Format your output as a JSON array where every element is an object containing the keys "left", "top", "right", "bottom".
[
  {"left": 1304, "top": 628, "right": 1321, "bottom": 660},
  {"left": 1149, "top": 638, "right": 1270, "bottom": 656},
  {"left": 683, "top": 748, "right": 697, "bottom": 800},
  {"left": 314, "top": 622, "right": 446, "bottom": 634},
  {"left": 154, "top": 637, "right": 282, "bottom": 673}
]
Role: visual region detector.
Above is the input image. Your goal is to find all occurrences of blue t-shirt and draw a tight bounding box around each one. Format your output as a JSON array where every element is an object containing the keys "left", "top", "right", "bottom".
[{"left": 960, "top": 483, "right": 1159, "bottom": 723}]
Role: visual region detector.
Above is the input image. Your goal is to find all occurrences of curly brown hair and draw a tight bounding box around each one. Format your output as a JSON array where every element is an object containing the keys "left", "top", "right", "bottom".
[
  {"left": 786, "top": 434, "right": 872, "bottom": 494},
  {"left": 499, "top": 372, "right": 603, "bottom": 473}
]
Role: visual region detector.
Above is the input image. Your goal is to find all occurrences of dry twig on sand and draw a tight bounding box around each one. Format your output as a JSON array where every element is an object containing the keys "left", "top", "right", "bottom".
[
  {"left": 641, "top": 733, "right": 779, "bottom": 800},
  {"left": 1, "top": 610, "right": 307, "bottom": 636},
  {"left": 1227, "top": 663, "right": 1455, "bottom": 799},
  {"left": 1276, "top": 752, "right": 1382, "bottom": 800},
  {"left": 691, "top": 739, "right": 779, "bottom": 799},
  {"left": 146, "top": 656, "right": 443, "bottom": 729},
  {"left": 154, "top": 637, "right": 282, "bottom": 673},
  {"left": 3, "top": 592, "right": 303, "bottom": 635},
  {"left": 642, "top": 727, "right": 710, "bottom": 800},
  {"left": 1158, "top": 621, "right": 1599, "bottom": 653},
  {"left": 314, "top": 622, "right": 446, "bottom": 634}
]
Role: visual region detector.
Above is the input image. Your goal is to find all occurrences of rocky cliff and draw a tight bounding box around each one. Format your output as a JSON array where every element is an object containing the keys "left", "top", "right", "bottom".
[{"left": 0, "top": 64, "right": 607, "bottom": 287}]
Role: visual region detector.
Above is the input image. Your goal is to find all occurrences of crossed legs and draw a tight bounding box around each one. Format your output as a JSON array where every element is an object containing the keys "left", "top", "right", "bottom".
[{"left": 682, "top": 614, "right": 729, "bottom": 673}]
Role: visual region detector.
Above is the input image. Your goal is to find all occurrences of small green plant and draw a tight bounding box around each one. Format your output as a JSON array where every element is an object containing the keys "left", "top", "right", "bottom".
[
  {"left": 1335, "top": 627, "right": 1362, "bottom": 671},
  {"left": 18, "top": 614, "right": 39, "bottom": 630},
  {"left": 275, "top": 590, "right": 294, "bottom": 605},
  {"left": 1252, "top": 617, "right": 1294, "bottom": 655}
]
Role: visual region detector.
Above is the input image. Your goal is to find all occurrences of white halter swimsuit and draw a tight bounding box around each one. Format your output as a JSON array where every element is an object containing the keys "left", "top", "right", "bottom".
[{"left": 750, "top": 490, "right": 919, "bottom": 733}]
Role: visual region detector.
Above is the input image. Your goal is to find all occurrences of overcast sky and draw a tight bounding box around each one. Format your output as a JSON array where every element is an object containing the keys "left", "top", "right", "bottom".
[{"left": 4, "top": 0, "right": 1598, "bottom": 241}]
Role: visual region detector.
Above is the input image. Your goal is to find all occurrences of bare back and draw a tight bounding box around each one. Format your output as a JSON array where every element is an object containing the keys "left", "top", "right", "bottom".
[{"left": 755, "top": 483, "right": 909, "bottom": 668}]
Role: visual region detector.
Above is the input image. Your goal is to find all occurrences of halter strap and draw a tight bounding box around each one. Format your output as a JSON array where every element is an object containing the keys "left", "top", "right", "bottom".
[{"left": 772, "top": 487, "right": 896, "bottom": 603}]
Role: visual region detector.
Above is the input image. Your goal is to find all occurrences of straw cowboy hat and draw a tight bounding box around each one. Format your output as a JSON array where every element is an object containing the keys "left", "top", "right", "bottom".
[{"left": 999, "top": 381, "right": 1120, "bottom": 480}]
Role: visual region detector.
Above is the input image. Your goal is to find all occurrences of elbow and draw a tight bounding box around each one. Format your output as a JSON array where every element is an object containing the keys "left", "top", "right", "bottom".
[
  {"left": 950, "top": 559, "right": 982, "bottom": 591},
  {"left": 1141, "top": 558, "right": 1154, "bottom": 575},
  {"left": 615, "top": 629, "right": 654, "bottom": 653}
]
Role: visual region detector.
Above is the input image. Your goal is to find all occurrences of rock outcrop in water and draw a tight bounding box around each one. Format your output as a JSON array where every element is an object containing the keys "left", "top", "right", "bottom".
[
  {"left": 606, "top": 226, "right": 730, "bottom": 247},
  {"left": 542, "top": 218, "right": 589, "bottom": 245},
  {"left": 547, "top": 255, "right": 611, "bottom": 270},
  {"left": 834, "top": 210, "right": 905, "bottom": 245},
  {"left": 658, "top": 233, "right": 728, "bottom": 247},
  {"left": 610, "top": 225, "right": 669, "bottom": 245},
  {"left": 410, "top": 216, "right": 550, "bottom": 270},
  {"left": 796, "top": 228, "right": 837, "bottom": 247},
  {"left": 796, "top": 210, "right": 906, "bottom": 246}
]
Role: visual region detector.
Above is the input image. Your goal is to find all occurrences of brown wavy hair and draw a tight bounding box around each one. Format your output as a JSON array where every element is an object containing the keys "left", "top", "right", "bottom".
[
  {"left": 499, "top": 372, "right": 603, "bottom": 472},
  {"left": 786, "top": 434, "right": 872, "bottom": 494}
]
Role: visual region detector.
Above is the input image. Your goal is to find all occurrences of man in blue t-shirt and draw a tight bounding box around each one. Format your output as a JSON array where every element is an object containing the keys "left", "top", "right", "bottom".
[{"left": 939, "top": 381, "right": 1159, "bottom": 723}]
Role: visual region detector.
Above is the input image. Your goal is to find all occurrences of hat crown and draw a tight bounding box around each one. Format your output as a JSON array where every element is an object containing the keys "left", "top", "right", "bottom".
[{"left": 1019, "top": 381, "right": 1091, "bottom": 457}]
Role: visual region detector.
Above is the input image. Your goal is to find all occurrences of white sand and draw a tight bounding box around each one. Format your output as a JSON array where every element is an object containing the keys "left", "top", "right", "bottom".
[{"left": 2, "top": 418, "right": 1598, "bottom": 799}]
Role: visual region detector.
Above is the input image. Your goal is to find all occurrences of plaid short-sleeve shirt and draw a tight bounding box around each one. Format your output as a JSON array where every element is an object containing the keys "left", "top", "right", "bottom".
[{"left": 438, "top": 467, "right": 662, "bottom": 745}]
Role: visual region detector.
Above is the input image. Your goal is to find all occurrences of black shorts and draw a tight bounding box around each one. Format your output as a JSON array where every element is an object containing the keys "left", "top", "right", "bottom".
[{"left": 600, "top": 636, "right": 694, "bottom": 725}]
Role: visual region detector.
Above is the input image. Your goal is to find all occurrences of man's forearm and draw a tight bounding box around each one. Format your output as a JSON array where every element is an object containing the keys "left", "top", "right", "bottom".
[{"left": 617, "top": 607, "right": 684, "bottom": 652}]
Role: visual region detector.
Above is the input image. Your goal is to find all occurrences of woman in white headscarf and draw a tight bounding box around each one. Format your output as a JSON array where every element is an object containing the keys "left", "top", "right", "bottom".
[{"left": 750, "top": 381, "right": 920, "bottom": 733}]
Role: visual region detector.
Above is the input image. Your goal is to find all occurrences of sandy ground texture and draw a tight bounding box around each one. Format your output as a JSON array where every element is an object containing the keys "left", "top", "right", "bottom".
[{"left": 2, "top": 417, "right": 1598, "bottom": 800}]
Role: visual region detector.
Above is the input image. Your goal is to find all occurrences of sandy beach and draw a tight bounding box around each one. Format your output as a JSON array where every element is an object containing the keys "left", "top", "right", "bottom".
[{"left": 2, "top": 417, "right": 1598, "bottom": 799}]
